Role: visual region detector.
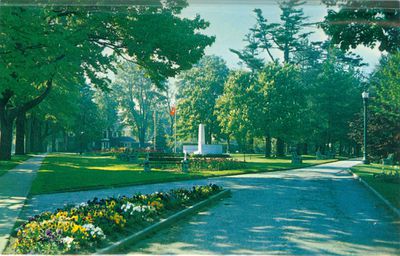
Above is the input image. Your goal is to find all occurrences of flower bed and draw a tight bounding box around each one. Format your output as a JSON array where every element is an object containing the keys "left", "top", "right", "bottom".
[
  {"left": 10, "top": 184, "right": 222, "bottom": 254},
  {"left": 188, "top": 158, "right": 246, "bottom": 171}
]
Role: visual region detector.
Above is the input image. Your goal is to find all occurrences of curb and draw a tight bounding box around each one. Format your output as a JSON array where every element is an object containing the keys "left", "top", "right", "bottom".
[
  {"left": 348, "top": 169, "right": 400, "bottom": 218},
  {"left": 95, "top": 189, "right": 231, "bottom": 254}
]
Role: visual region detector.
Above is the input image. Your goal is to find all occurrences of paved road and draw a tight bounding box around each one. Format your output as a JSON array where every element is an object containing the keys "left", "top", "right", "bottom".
[
  {"left": 19, "top": 160, "right": 400, "bottom": 255},
  {"left": 0, "top": 155, "right": 46, "bottom": 253},
  {"left": 122, "top": 160, "right": 400, "bottom": 255}
]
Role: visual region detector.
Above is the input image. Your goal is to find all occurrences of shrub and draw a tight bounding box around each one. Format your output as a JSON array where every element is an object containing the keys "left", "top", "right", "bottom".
[{"left": 188, "top": 158, "right": 246, "bottom": 171}]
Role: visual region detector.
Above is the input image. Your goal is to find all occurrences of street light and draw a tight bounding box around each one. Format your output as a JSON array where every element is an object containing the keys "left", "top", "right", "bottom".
[{"left": 362, "top": 91, "right": 369, "bottom": 164}]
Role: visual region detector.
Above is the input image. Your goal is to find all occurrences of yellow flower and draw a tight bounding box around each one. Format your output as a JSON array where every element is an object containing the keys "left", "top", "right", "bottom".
[
  {"left": 71, "top": 225, "right": 80, "bottom": 233},
  {"left": 108, "top": 200, "right": 116, "bottom": 208}
]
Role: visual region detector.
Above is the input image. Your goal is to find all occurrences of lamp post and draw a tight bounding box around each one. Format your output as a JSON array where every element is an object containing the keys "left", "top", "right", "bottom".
[{"left": 362, "top": 91, "right": 369, "bottom": 164}]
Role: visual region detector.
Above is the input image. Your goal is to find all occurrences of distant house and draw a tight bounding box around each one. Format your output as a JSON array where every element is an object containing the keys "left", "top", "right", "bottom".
[
  {"left": 101, "top": 126, "right": 137, "bottom": 150},
  {"left": 115, "top": 136, "right": 138, "bottom": 148}
]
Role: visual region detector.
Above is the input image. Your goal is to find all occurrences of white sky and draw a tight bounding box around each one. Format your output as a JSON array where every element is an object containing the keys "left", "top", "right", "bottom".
[{"left": 180, "top": 0, "right": 382, "bottom": 73}]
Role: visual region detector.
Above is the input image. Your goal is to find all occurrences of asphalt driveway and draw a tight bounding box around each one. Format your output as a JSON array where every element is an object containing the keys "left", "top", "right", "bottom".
[{"left": 124, "top": 160, "right": 400, "bottom": 255}]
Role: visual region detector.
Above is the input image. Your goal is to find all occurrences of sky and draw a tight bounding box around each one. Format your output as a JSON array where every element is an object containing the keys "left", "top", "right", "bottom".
[{"left": 179, "top": 0, "right": 382, "bottom": 73}]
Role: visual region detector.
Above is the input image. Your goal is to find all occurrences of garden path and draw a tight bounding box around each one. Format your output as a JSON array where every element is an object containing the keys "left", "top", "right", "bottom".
[
  {"left": 19, "top": 159, "right": 400, "bottom": 255},
  {"left": 0, "top": 154, "right": 46, "bottom": 253}
]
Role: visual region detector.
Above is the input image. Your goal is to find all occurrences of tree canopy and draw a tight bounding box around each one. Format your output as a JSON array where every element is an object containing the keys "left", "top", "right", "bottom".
[
  {"left": 322, "top": 0, "right": 400, "bottom": 53},
  {"left": 0, "top": 0, "right": 214, "bottom": 159}
]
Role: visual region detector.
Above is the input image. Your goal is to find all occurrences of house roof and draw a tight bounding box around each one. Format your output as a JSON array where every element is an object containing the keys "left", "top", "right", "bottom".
[{"left": 117, "top": 136, "right": 136, "bottom": 143}]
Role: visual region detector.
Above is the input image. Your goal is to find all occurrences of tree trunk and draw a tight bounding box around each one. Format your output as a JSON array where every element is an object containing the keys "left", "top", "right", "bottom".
[
  {"left": 32, "top": 118, "right": 43, "bottom": 152},
  {"left": 30, "top": 117, "right": 36, "bottom": 152},
  {"left": 63, "top": 130, "right": 68, "bottom": 151},
  {"left": 227, "top": 136, "right": 230, "bottom": 154},
  {"left": 248, "top": 137, "right": 254, "bottom": 153},
  {"left": 0, "top": 81, "right": 53, "bottom": 159},
  {"left": 52, "top": 133, "right": 57, "bottom": 152},
  {"left": 284, "top": 44, "right": 290, "bottom": 63},
  {"left": 276, "top": 137, "right": 285, "bottom": 157},
  {"left": 139, "top": 126, "right": 145, "bottom": 148},
  {"left": 264, "top": 135, "right": 271, "bottom": 158},
  {"left": 303, "top": 143, "right": 308, "bottom": 155},
  {"left": 0, "top": 120, "right": 13, "bottom": 160},
  {"left": 15, "top": 112, "right": 26, "bottom": 155},
  {"left": 25, "top": 115, "right": 32, "bottom": 153}
]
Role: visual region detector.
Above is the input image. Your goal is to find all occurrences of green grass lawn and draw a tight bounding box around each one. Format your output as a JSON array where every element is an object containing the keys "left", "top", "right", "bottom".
[
  {"left": 351, "top": 164, "right": 400, "bottom": 209},
  {"left": 30, "top": 153, "right": 339, "bottom": 195},
  {"left": 0, "top": 155, "right": 31, "bottom": 177}
]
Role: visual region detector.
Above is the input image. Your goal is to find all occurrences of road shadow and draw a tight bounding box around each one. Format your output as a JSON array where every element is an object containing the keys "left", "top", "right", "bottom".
[{"left": 125, "top": 175, "right": 400, "bottom": 255}]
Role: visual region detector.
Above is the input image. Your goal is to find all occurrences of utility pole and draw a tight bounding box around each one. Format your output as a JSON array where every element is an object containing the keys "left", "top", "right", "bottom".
[
  {"left": 174, "top": 111, "right": 177, "bottom": 153},
  {"left": 153, "top": 111, "right": 157, "bottom": 151}
]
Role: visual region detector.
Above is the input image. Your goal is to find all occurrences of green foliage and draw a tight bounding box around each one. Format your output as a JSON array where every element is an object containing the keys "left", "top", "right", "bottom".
[
  {"left": 74, "top": 85, "right": 107, "bottom": 151},
  {"left": 322, "top": 1, "right": 400, "bottom": 53},
  {"left": 232, "top": 0, "right": 312, "bottom": 66},
  {"left": 176, "top": 55, "right": 229, "bottom": 143},
  {"left": 111, "top": 62, "right": 164, "bottom": 147},
  {"left": 216, "top": 71, "right": 260, "bottom": 149},
  {"left": 372, "top": 53, "right": 400, "bottom": 118},
  {"left": 257, "top": 62, "right": 307, "bottom": 143},
  {"left": 306, "top": 50, "right": 362, "bottom": 146},
  {"left": 188, "top": 158, "right": 246, "bottom": 172},
  {"left": 350, "top": 52, "right": 400, "bottom": 160},
  {"left": 0, "top": 2, "right": 214, "bottom": 95},
  {"left": 0, "top": 1, "right": 214, "bottom": 158}
]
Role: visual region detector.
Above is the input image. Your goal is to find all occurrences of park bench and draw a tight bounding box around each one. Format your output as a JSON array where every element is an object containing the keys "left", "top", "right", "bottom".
[
  {"left": 382, "top": 153, "right": 394, "bottom": 166},
  {"left": 316, "top": 150, "right": 335, "bottom": 160},
  {"left": 291, "top": 151, "right": 302, "bottom": 164},
  {"left": 117, "top": 151, "right": 139, "bottom": 162},
  {"left": 326, "top": 150, "right": 336, "bottom": 159},
  {"left": 148, "top": 153, "right": 184, "bottom": 169},
  {"left": 316, "top": 150, "right": 326, "bottom": 160},
  {"left": 373, "top": 153, "right": 399, "bottom": 183}
]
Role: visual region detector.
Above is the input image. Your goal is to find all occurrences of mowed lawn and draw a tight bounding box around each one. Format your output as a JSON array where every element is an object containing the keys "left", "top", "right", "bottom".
[
  {"left": 30, "top": 153, "right": 339, "bottom": 195},
  {"left": 351, "top": 164, "right": 400, "bottom": 209},
  {"left": 30, "top": 154, "right": 200, "bottom": 195},
  {"left": 0, "top": 155, "right": 31, "bottom": 177}
]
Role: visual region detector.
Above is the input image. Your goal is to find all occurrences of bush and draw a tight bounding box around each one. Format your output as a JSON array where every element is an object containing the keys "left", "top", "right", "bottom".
[
  {"left": 11, "top": 184, "right": 222, "bottom": 254},
  {"left": 188, "top": 158, "right": 245, "bottom": 171}
]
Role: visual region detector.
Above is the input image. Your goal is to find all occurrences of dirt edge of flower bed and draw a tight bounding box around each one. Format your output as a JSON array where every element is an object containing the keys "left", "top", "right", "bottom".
[{"left": 95, "top": 189, "right": 231, "bottom": 254}]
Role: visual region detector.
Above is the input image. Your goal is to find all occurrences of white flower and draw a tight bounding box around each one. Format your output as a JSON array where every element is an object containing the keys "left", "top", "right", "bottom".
[
  {"left": 61, "top": 236, "right": 74, "bottom": 248},
  {"left": 75, "top": 202, "right": 88, "bottom": 208},
  {"left": 121, "top": 203, "right": 154, "bottom": 215},
  {"left": 83, "top": 224, "right": 106, "bottom": 239}
]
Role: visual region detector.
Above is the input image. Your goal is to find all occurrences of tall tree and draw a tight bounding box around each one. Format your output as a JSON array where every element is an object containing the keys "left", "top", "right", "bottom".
[
  {"left": 257, "top": 63, "right": 307, "bottom": 156},
  {"left": 0, "top": 1, "right": 214, "bottom": 159},
  {"left": 216, "top": 71, "right": 261, "bottom": 153},
  {"left": 176, "top": 55, "right": 229, "bottom": 144},
  {"left": 232, "top": 0, "right": 312, "bottom": 66},
  {"left": 111, "top": 62, "right": 163, "bottom": 148},
  {"left": 350, "top": 52, "right": 400, "bottom": 160},
  {"left": 292, "top": 41, "right": 364, "bottom": 154}
]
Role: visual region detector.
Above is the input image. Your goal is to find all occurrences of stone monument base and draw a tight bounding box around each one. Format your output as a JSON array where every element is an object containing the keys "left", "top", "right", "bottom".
[{"left": 183, "top": 144, "right": 223, "bottom": 155}]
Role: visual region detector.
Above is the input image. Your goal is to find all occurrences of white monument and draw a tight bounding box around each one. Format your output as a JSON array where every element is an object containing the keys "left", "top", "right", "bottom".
[
  {"left": 196, "top": 124, "right": 205, "bottom": 154},
  {"left": 183, "top": 124, "right": 223, "bottom": 155}
]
